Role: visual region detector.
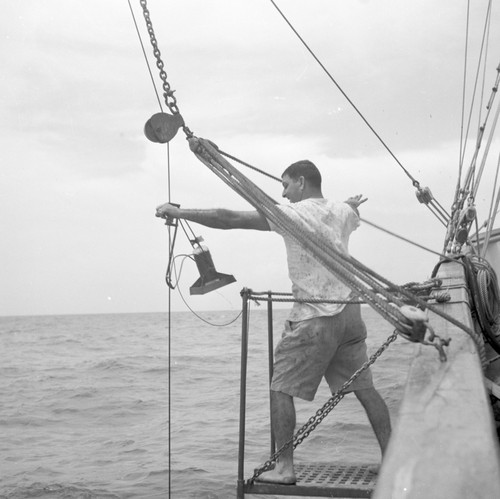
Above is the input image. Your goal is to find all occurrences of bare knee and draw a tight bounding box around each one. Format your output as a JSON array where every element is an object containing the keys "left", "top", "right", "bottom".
[
  {"left": 271, "top": 390, "right": 293, "bottom": 404},
  {"left": 354, "top": 387, "right": 381, "bottom": 404}
]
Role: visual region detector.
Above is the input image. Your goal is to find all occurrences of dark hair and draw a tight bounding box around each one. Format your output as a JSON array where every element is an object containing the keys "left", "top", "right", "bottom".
[{"left": 282, "top": 160, "right": 322, "bottom": 188}]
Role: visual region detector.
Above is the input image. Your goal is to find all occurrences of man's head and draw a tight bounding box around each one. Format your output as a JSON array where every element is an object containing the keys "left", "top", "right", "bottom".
[{"left": 281, "top": 160, "right": 322, "bottom": 203}]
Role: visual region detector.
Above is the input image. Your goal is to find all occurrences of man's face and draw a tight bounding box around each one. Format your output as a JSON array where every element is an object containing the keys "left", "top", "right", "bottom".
[{"left": 281, "top": 174, "right": 303, "bottom": 203}]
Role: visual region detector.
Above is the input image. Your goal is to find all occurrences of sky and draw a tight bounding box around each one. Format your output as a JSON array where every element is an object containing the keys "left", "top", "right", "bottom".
[{"left": 1, "top": 0, "right": 500, "bottom": 317}]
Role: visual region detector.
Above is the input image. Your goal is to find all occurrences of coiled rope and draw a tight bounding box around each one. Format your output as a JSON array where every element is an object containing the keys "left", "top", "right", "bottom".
[{"left": 463, "top": 254, "right": 500, "bottom": 354}]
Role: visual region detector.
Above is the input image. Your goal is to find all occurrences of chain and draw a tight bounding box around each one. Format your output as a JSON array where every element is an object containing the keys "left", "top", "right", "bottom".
[
  {"left": 249, "top": 331, "right": 399, "bottom": 483},
  {"left": 138, "top": 0, "right": 193, "bottom": 137}
]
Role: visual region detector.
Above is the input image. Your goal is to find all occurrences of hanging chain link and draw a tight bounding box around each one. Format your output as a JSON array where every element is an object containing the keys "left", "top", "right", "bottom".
[
  {"left": 139, "top": 0, "right": 193, "bottom": 137},
  {"left": 249, "top": 331, "right": 399, "bottom": 483}
]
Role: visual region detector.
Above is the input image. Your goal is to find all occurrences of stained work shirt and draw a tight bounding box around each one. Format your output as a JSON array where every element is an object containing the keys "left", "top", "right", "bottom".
[{"left": 269, "top": 198, "right": 360, "bottom": 322}]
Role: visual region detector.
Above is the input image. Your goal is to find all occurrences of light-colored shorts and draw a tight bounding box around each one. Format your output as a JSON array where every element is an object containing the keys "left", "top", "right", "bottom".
[{"left": 270, "top": 304, "right": 373, "bottom": 401}]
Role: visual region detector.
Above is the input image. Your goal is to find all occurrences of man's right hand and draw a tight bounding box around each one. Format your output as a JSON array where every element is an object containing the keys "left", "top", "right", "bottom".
[{"left": 155, "top": 203, "right": 180, "bottom": 219}]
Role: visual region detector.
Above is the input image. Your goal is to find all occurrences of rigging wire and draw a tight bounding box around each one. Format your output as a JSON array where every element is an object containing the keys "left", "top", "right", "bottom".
[
  {"left": 127, "top": 10, "right": 245, "bottom": 492},
  {"left": 192, "top": 137, "right": 481, "bottom": 347},
  {"left": 456, "top": 0, "right": 471, "bottom": 201},
  {"left": 129, "top": 0, "right": 241, "bottom": 326},
  {"left": 268, "top": 0, "right": 453, "bottom": 228},
  {"left": 478, "top": 3, "right": 493, "bottom": 130},
  {"left": 360, "top": 218, "right": 453, "bottom": 261},
  {"left": 127, "top": 0, "right": 164, "bottom": 111},
  {"left": 131, "top": 0, "right": 459, "bottom": 268},
  {"left": 127, "top": 1, "right": 500, "bottom": 476},
  {"left": 218, "top": 145, "right": 446, "bottom": 260},
  {"left": 268, "top": 0, "right": 421, "bottom": 191},
  {"left": 127, "top": 1, "right": 171, "bottom": 495},
  {"left": 472, "top": 98, "right": 500, "bottom": 199},
  {"left": 445, "top": 0, "right": 500, "bottom": 256},
  {"left": 456, "top": 0, "right": 493, "bottom": 199},
  {"left": 218, "top": 143, "right": 445, "bottom": 259},
  {"left": 218, "top": 148, "right": 281, "bottom": 183},
  {"left": 131, "top": 0, "right": 497, "bottom": 324},
  {"left": 482, "top": 150, "right": 500, "bottom": 257}
]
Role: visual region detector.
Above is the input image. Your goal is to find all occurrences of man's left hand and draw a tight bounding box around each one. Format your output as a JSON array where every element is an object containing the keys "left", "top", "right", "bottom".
[{"left": 345, "top": 194, "right": 367, "bottom": 209}]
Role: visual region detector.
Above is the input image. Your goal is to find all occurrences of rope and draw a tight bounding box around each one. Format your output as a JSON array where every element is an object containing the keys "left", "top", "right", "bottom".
[
  {"left": 127, "top": 2, "right": 486, "bottom": 492},
  {"left": 248, "top": 280, "right": 443, "bottom": 306},
  {"left": 267, "top": 0, "right": 453, "bottom": 228},
  {"left": 455, "top": 0, "right": 498, "bottom": 209},
  {"left": 191, "top": 139, "right": 406, "bottom": 325},
  {"left": 189, "top": 137, "right": 484, "bottom": 358},
  {"left": 217, "top": 148, "right": 281, "bottom": 183},
  {"left": 214, "top": 142, "right": 448, "bottom": 260},
  {"left": 465, "top": 255, "right": 500, "bottom": 355},
  {"left": 244, "top": 274, "right": 484, "bottom": 481},
  {"left": 251, "top": 295, "right": 364, "bottom": 305}
]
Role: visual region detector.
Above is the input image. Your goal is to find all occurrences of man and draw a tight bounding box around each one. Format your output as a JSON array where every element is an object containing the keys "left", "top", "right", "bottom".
[{"left": 155, "top": 160, "right": 391, "bottom": 484}]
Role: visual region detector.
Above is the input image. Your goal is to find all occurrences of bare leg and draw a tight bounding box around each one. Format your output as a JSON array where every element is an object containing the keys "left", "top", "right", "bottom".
[
  {"left": 354, "top": 387, "right": 391, "bottom": 457},
  {"left": 256, "top": 390, "right": 297, "bottom": 484}
]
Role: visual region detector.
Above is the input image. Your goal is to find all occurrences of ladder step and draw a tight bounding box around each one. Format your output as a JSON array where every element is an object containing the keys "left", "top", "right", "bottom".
[{"left": 243, "top": 462, "right": 377, "bottom": 497}]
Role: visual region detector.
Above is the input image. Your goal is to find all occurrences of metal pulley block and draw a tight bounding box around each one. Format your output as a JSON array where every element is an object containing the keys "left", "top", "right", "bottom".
[
  {"left": 397, "top": 305, "right": 451, "bottom": 361},
  {"left": 144, "top": 112, "right": 185, "bottom": 143},
  {"left": 455, "top": 227, "right": 469, "bottom": 245},
  {"left": 416, "top": 186, "right": 434, "bottom": 204},
  {"left": 397, "top": 305, "right": 429, "bottom": 343}
]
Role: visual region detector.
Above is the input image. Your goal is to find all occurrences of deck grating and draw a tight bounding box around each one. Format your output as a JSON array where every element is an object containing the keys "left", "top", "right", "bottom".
[{"left": 243, "top": 462, "right": 377, "bottom": 497}]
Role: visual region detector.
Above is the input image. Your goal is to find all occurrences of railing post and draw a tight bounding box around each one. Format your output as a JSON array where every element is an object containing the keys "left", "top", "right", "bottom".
[
  {"left": 267, "top": 291, "right": 275, "bottom": 456},
  {"left": 237, "top": 288, "right": 250, "bottom": 499}
]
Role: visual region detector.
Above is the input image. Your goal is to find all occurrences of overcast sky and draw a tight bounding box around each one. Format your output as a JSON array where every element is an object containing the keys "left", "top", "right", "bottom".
[{"left": 1, "top": 0, "right": 499, "bottom": 316}]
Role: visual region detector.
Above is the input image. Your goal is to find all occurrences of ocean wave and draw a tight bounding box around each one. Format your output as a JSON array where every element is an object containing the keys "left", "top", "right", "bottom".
[
  {"left": 89, "top": 356, "right": 163, "bottom": 372},
  {"left": 1, "top": 309, "right": 409, "bottom": 498},
  {"left": 2, "top": 482, "right": 122, "bottom": 499},
  {"left": 0, "top": 416, "right": 61, "bottom": 427}
]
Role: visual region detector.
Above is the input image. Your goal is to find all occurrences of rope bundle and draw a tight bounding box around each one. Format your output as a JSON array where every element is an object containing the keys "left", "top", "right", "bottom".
[{"left": 190, "top": 137, "right": 484, "bottom": 360}]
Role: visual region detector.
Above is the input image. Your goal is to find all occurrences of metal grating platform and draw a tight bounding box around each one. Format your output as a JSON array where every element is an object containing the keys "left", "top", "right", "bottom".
[{"left": 243, "top": 463, "right": 377, "bottom": 497}]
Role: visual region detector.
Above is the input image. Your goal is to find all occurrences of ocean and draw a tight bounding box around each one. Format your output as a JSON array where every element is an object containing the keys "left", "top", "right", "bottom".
[{"left": 0, "top": 306, "right": 415, "bottom": 498}]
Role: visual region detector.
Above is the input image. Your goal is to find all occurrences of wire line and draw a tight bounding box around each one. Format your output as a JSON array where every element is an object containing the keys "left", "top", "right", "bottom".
[
  {"left": 127, "top": 0, "right": 164, "bottom": 111},
  {"left": 361, "top": 218, "right": 451, "bottom": 260},
  {"left": 268, "top": 0, "right": 419, "bottom": 187},
  {"left": 126, "top": 3, "right": 172, "bottom": 495}
]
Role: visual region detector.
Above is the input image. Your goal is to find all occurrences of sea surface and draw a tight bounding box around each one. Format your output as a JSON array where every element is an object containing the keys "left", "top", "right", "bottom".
[{"left": 0, "top": 306, "right": 415, "bottom": 498}]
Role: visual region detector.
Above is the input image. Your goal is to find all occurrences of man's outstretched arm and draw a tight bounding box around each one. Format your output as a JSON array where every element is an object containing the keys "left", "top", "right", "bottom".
[{"left": 155, "top": 203, "right": 271, "bottom": 231}]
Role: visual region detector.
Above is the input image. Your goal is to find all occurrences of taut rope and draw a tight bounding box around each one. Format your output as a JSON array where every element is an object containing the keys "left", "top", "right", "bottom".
[{"left": 189, "top": 136, "right": 485, "bottom": 362}]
